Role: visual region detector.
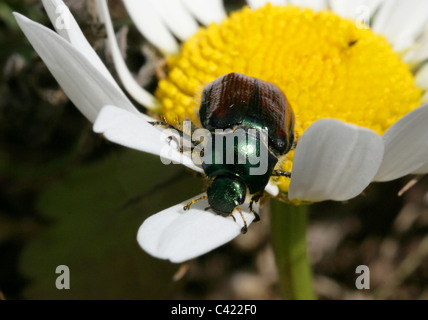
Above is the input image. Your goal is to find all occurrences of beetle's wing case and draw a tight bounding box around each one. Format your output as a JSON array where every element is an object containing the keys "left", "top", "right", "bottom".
[{"left": 199, "top": 72, "right": 295, "bottom": 156}]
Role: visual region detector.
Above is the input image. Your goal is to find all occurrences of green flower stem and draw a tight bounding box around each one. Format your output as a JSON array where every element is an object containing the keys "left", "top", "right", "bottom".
[{"left": 270, "top": 200, "right": 315, "bottom": 300}]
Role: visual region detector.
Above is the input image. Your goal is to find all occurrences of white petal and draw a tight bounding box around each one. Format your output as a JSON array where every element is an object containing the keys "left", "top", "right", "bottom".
[
  {"left": 41, "top": 0, "right": 115, "bottom": 83},
  {"left": 122, "top": 0, "right": 179, "bottom": 55},
  {"left": 181, "top": 0, "right": 226, "bottom": 25},
  {"left": 289, "top": 119, "right": 384, "bottom": 202},
  {"left": 375, "top": 104, "right": 428, "bottom": 182},
  {"left": 329, "top": 0, "right": 383, "bottom": 19},
  {"left": 137, "top": 194, "right": 257, "bottom": 263},
  {"left": 14, "top": 13, "right": 140, "bottom": 123},
  {"left": 265, "top": 181, "right": 279, "bottom": 197},
  {"left": 289, "top": 0, "right": 327, "bottom": 11},
  {"left": 95, "top": 0, "right": 159, "bottom": 109},
  {"left": 413, "top": 162, "right": 428, "bottom": 174},
  {"left": 422, "top": 91, "right": 428, "bottom": 104},
  {"left": 93, "top": 105, "right": 202, "bottom": 173},
  {"left": 148, "top": 0, "right": 199, "bottom": 41},
  {"left": 247, "top": 0, "right": 287, "bottom": 10},
  {"left": 415, "top": 63, "right": 428, "bottom": 90},
  {"left": 372, "top": 0, "right": 428, "bottom": 51},
  {"left": 403, "top": 34, "right": 428, "bottom": 63}
]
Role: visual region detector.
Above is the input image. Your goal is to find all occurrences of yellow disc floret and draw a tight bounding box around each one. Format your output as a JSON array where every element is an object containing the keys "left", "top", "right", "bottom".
[{"left": 155, "top": 4, "right": 422, "bottom": 192}]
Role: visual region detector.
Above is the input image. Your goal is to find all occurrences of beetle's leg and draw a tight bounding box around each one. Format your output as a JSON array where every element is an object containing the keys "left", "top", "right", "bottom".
[
  {"left": 227, "top": 213, "right": 236, "bottom": 222},
  {"left": 272, "top": 170, "right": 291, "bottom": 178},
  {"left": 150, "top": 121, "right": 184, "bottom": 150},
  {"left": 234, "top": 207, "right": 247, "bottom": 234},
  {"left": 150, "top": 121, "right": 197, "bottom": 154},
  {"left": 250, "top": 206, "right": 260, "bottom": 223},
  {"left": 290, "top": 132, "right": 299, "bottom": 151},
  {"left": 291, "top": 140, "right": 297, "bottom": 151},
  {"left": 249, "top": 194, "right": 262, "bottom": 223},
  {"left": 249, "top": 206, "right": 260, "bottom": 223},
  {"left": 149, "top": 121, "right": 177, "bottom": 130},
  {"left": 183, "top": 195, "right": 208, "bottom": 211}
]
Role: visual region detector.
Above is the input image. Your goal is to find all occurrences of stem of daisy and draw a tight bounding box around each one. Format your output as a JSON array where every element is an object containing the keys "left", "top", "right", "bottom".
[{"left": 270, "top": 200, "right": 315, "bottom": 300}]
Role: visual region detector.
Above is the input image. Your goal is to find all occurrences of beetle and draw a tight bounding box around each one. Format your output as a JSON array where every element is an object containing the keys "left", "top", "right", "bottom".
[{"left": 182, "top": 72, "right": 295, "bottom": 233}]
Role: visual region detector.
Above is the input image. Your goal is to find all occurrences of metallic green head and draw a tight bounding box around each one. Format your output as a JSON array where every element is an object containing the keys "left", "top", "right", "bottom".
[{"left": 207, "top": 176, "right": 247, "bottom": 216}]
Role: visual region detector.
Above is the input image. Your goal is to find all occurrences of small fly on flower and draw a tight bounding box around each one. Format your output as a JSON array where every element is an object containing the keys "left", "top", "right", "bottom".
[{"left": 157, "top": 72, "right": 296, "bottom": 233}]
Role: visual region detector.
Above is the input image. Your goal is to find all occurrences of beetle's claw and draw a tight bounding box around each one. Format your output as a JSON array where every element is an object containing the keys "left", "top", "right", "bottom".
[
  {"left": 241, "top": 225, "right": 248, "bottom": 234},
  {"left": 252, "top": 211, "right": 261, "bottom": 223},
  {"left": 249, "top": 197, "right": 261, "bottom": 223}
]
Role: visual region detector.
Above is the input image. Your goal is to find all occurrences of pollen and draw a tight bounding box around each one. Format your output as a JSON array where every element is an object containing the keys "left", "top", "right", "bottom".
[{"left": 155, "top": 4, "right": 422, "bottom": 193}]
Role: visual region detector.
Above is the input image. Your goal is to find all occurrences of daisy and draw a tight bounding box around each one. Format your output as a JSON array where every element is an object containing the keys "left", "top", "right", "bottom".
[{"left": 14, "top": 0, "right": 428, "bottom": 266}]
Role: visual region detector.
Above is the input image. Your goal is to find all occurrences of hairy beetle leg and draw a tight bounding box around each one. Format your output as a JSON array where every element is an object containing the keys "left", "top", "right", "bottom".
[
  {"left": 251, "top": 208, "right": 261, "bottom": 223},
  {"left": 149, "top": 121, "right": 176, "bottom": 130},
  {"left": 234, "top": 207, "right": 248, "bottom": 234},
  {"left": 150, "top": 121, "right": 194, "bottom": 153},
  {"left": 249, "top": 194, "right": 261, "bottom": 223},
  {"left": 251, "top": 194, "right": 262, "bottom": 220},
  {"left": 272, "top": 170, "right": 291, "bottom": 178},
  {"left": 150, "top": 121, "right": 181, "bottom": 148},
  {"left": 183, "top": 195, "right": 208, "bottom": 211},
  {"left": 291, "top": 140, "right": 297, "bottom": 151},
  {"left": 228, "top": 213, "right": 236, "bottom": 222}
]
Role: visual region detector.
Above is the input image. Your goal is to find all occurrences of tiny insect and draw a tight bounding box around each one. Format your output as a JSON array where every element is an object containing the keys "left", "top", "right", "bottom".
[{"left": 181, "top": 72, "right": 296, "bottom": 233}]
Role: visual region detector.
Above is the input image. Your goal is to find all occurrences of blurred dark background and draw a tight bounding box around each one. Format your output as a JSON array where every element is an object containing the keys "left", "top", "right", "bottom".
[{"left": 1, "top": 0, "right": 428, "bottom": 300}]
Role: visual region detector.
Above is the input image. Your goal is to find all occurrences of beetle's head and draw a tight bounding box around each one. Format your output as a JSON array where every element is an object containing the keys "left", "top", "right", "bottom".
[{"left": 207, "top": 176, "right": 247, "bottom": 216}]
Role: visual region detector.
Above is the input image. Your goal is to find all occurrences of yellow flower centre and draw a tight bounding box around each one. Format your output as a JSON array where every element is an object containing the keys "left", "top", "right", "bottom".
[{"left": 155, "top": 4, "right": 422, "bottom": 192}]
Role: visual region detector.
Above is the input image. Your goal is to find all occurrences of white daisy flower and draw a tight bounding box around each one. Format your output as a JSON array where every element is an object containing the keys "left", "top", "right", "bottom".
[{"left": 14, "top": 0, "right": 428, "bottom": 264}]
